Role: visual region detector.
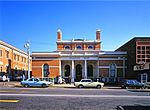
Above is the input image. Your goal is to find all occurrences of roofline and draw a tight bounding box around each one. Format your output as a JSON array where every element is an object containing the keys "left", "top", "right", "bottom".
[{"left": 0, "top": 40, "right": 28, "bottom": 55}]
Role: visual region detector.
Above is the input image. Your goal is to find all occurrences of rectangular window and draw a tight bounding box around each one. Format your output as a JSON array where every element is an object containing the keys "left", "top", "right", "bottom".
[
  {"left": 14, "top": 54, "right": 16, "bottom": 60},
  {"left": 5, "top": 50, "right": 9, "bottom": 58},
  {"left": 17, "top": 55, "right": 19, "bottom": 61},
  {"left": 22, "top": 57, "right": 23, "bottom": 62},
  {"left": 0, "top": 50, "right": 2, "bottom": 57},
  {"left": 24, "top": 58, "right": 26, "bottom": 63}
]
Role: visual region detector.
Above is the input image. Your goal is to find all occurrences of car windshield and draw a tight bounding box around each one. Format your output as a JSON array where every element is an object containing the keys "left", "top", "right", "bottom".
[
  {"left": 27, "top": 78, "right": 40, "bottom": 82},
  {"left": 81, "top": 79, "right": 92, "bottom": 82},
  {"left": 127, "top": 80, "right": 139, "bottom": 84},
  {"left": 35, "top": 78, "right": 40, "bottom": 82}
]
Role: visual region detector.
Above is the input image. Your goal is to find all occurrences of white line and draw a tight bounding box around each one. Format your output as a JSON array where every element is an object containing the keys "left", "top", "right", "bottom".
[{"left": 0, "top": 94, "right": 150, "bottom": 98}]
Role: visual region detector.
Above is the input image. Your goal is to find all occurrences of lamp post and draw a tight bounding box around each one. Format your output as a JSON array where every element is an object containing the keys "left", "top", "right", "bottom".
[{"left": 24, "top": 40, "right": 30, "bottom": 79}]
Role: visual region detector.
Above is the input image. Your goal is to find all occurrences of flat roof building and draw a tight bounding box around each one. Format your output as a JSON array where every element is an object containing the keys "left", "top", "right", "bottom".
[
  {"left": 0, "top": 40, "right": 32, "bottom": 80},
  {"left": 32, "top": 29, "right": 127, "bottom": 83},
  {"left": 116, "top": 37, "right": 150, "bottom": 83}
]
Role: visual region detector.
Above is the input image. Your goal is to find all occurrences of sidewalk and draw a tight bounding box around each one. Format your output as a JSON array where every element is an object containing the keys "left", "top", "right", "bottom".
[
  {"left": 0, "top": 81, "right": 75, "bottom": 88},
  {"left": 0, "top": 81, "right": 20, "bottom": 87}
]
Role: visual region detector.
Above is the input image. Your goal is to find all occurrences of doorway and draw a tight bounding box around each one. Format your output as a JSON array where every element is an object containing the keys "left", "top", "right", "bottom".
[
  {"left": 76, "top": 64, "right": 82, "bottom": 81},
  {"left": 141, "top": 73, "right": 147, "bottom": 83}
]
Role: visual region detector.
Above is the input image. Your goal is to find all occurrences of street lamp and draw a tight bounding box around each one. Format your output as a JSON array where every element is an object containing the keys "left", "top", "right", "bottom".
[{"left": 24, "top": 40, "right": 30, "bottom": 79}]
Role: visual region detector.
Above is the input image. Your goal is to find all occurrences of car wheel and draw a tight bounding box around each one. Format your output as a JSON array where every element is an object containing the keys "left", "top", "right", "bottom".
[
  {"left": 97, "top": 85, "right": 101, "bottom": 89},
  {"left": 78, "top": 85, "right": 83, "bottom": 88},
  {"left": 121, "top": 85, "right": 127, "bottom": 89},
  {"left": 42, "top": 84, "right": 47, "bottom": 88},
  {"left": 24, "top": 84, "right": 29, "bottom": 88}
]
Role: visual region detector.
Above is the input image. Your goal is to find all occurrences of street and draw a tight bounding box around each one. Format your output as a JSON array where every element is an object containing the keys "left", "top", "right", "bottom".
[{"left": 0, "top": 87, "right": 150, "bottom": 110}]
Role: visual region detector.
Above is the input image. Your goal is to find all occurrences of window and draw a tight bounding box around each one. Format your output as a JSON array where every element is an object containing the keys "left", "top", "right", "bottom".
[
  {"left": 24, "top": 58, "right": 26, "bottom": 63},
  {"left": 64, "top": 45, "right": 70, "bottom": 50},
  {"left": 88, "top": 45, "right": 93, "bottom": 50},
  {"left": 0, "top": 50, "right": 2, "bottom": 57},
  {"left": 87, "top": 65, "right": 93, "bottom": 77},
  {"left": 1, "top": 67, "right": 2, "bottom": 72},
  {"left": 76, "top": 45, "right": 82, "bottom": 50},
  {"left": 109, "top": 63, "right": 116, "bottom": 77},
  {"left": 5, "top": 50, "right": 9, "bottom": 58},
  {"left": 17, "top": 55, "right": 19, "bottom": 61},
  {"left": 64, "top": 65, "right": 70, "bottom": 77},
  {"left": 14, "top": 54, "right": 16, "bottom": 60},
  {"left": 29, "top": 78, "right": 34, "bottom": 81},
  {"left": 22, "top": 57, "right": 23, "bottom": 62},
  {"left": 43, "top": 64, "right": 50, "bottom": 77}
]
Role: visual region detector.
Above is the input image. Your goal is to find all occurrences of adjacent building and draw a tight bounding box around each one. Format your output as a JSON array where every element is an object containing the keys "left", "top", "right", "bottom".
[
  {"left": 0, "top": 40, "right": 31, "bottom": 80},
  {"left": 116, "top": 37, "right": 150, "bottom": 83},
  {"left": 32, "top": 29, "right": 127, "bottom": 83}
]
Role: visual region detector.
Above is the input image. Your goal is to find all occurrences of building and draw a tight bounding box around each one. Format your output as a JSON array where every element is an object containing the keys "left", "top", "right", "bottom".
[
  {"left": 0, "top": 40, "right": 32, "bottom": 80},
  {"left": 116, "top": 37, "right": 150, "bottom": 83},
  {"left": 32, "top": 29, "right": 127, "bottom": 83}
]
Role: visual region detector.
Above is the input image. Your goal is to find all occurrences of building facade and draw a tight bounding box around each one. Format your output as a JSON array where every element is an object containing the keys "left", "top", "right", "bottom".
[
  {"left": 0, "top": 40, "right": 32, "bottom": 80},
  {"left": 116, "top": 37, "right": 150, "bottom": 83},
  {"left": 32, "top": 29, "right": 127, "bottom": 83}
]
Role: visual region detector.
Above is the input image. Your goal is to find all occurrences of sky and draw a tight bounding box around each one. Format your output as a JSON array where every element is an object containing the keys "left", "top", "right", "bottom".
[{"left": 0, "top": 0, "right": 150, "bottom": 52}]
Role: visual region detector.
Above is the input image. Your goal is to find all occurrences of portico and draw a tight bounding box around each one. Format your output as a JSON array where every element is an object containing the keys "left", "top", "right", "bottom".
[{"left": 60, "top": 58, "right": 99, "bottom": 82}]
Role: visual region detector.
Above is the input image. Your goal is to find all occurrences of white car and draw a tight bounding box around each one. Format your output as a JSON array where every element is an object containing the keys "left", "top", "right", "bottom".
[{"left": 74, "top": 79, "right": 104, "bottom": 89}]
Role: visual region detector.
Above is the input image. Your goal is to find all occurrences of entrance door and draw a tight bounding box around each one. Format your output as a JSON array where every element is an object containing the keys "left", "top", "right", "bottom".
[
  {"left": 87, "top": 65, "right": 93, "bottom": 78},
  {"left": 76, "top": 64, "right": 82, "bottom": 81},
  {"left": 141, "top": 73, "right": 147, "bottom": 83}
]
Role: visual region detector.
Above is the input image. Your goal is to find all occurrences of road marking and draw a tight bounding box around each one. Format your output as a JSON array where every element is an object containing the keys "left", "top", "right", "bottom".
[
  {"left": 0, "top": 94, "right": 150, "bottom": 98},
  {"left": 0, "top": 100, "right": 19, "bottom": 103},
  {"left": 0, "top": 90, "right": 31, "bottom": 93}
]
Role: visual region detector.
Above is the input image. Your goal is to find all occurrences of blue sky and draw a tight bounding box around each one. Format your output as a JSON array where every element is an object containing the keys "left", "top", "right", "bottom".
[{"left": 0, "top": 0, "right": 150, "bottom": 52}]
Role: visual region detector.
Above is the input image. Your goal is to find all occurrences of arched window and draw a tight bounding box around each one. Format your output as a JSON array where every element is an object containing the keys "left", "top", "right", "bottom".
[
  {"left": 76, "top": 45, "right": 82, "bottom": 50},
  {"left": 43, "top": 64, "right": 50, "bottom": 77},
  {"left": 88, "top": 45, "right": 93, "bottom": 50},
  {"left": 64, "top": 45, "right": 70, "bottom": 50},
  {"left": 109, "top": 63, "right": 116, "bottom": 77},
  {"left": 87, "top": 65, "right": 93, "bottom": 77},
  {"left": 64, "top": 65, "right": 70, "bottom": 77},
  {"left": 76, "top": 64, "right": 82, "bottom": 81}
]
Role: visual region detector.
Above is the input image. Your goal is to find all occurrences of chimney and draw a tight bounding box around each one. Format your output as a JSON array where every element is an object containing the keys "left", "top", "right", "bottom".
[
  {"left": 96, "top": 29, "right": 101, "bottom": 41},
  {"left": 57, "top": 29, "right": 62, "bottom": 41}
]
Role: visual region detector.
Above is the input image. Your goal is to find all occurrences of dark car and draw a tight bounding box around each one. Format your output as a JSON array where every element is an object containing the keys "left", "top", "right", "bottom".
[{"left": 121, "top": 79, "right": 144, "bottom": 89}]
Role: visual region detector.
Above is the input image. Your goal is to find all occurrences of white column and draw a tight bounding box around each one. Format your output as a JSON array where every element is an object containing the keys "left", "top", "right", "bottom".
[
  {"left": 97, "top": 60, "right": 99, "bottom": 78},
  {"left": 59, "top": 60, "right": 61, "bottom": 76},
  {"left": 71, "top": 60, "right": 75, "bottom": 82},
  {"left": 84, "top": 60, "right": 87, "bottom": 79}
]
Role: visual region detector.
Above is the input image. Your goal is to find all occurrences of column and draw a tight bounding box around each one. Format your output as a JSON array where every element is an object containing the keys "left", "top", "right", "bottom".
[
  {"left": 59, "top": 60, "right": 61, "bottom": 76},
  {"left": 84, "top": 60, "right": 87, "bottom": 79},
  {"left": 71, "top": 60, "right": 75, "bottom": 82},
  {"left": 97, "top": 60, "right": 99, "bottom": 78}
]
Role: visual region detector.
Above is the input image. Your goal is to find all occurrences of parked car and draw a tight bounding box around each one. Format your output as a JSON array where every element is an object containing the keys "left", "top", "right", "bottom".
[
  {"left": 21, "top": 78, "right": 52, "bottom": 88},
  {"left": 120, "top": 79, "right": 144, "bottom": 89},
  {"left": 74, "top": 79, "right": 104, "bottom": 89},
  {"left": 144, "top": 82, "right": 150, "bottom": 89}
]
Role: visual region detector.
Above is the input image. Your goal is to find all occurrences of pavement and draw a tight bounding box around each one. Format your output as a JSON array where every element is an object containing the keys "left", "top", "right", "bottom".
[{"left": 0, "top": 81, "right": 150, "bottom": 92}]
